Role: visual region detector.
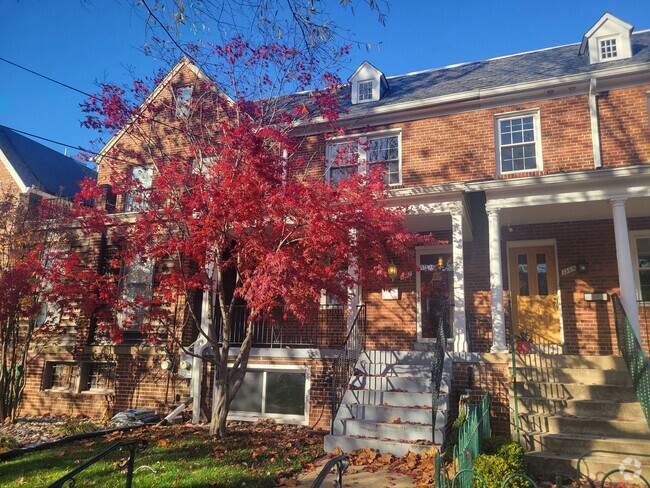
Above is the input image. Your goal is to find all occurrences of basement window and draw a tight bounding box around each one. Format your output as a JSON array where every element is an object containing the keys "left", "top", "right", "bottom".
[
  {"left": 43, "top": 362, "right": 78, "bottom": 392},
  {"left": 229, "top": 368, "right": 308, "bottom": 422},
  {"left": 81, "top": 363, "right": 116, "bottom": 393}
]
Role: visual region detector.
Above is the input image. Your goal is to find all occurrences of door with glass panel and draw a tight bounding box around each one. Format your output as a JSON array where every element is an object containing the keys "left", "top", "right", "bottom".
[
  {"left": 508, "top": 246, "right": 561, "bottom": 343},
  {"left": 417, "top": 252, "right": 453, "bottom": 342}
]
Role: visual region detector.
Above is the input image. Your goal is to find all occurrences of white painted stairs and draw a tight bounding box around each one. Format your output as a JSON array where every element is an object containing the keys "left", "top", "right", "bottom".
[{"left": 324, "top": 350, "right": 452, "bottom": 457}]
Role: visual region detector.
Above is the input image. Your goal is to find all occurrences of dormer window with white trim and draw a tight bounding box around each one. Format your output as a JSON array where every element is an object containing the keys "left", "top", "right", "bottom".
[
  {"left": 358, "top": 80, "right": 374, "bottom": 103},
  {"left": 581, "top": 13, "right": 633, "bottom": 65},
  {"left": 349, "top": 61, "right": 388, "bottom": 105}
]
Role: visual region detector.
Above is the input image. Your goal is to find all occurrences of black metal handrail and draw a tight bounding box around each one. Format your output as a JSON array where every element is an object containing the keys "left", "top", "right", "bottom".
[
  {"left": 310, "top": 455, "right": 350, "bottom": 487},
  {"left": 327, "top": 304, "right": 367, "bottom": 431},
  {"left": 48, "top": 439, "right": 147, "bottom": 488},
  {"left": 431, "top": 306, "right": 447, "bottom": 444},
  {"left": 215, "top": 303, "right": 346, "bottom": 348}
]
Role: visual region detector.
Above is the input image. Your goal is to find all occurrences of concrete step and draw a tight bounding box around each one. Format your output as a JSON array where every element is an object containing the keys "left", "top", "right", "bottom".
[
  {"left": 349, "top": 374, "right": 440, "bottom": 393},
  {"left": 514, "top": 367, "right": 631, "bottom": 386},
  {"left": 324, "top": 433, "right": 436, "bottom": 457},
  {"left": 526, "top": 451, "right": 650, "bottom": 482},
  {"left": 513, "top": 382, "right": 637, "bottom": 402},
  {"left": 342, "top": 389, "right": 444, "bottom": 408},
  {"left": 334, "top": 418, "right": 441, "bottom": 443},
  {"left": 338, "top": 403, "right": 439, "bottom": 425},
  {"left": 357, "top": 362, "right": 435, "bottom": 378},
  {"left": 514, "top": 355, "right": 626, "bottom": 370},
  {"left": 515, "top": 396, "right": 644, "bottom": 420},
  {"left": 522, "top": 432, "right": 650, "bottom": 456},
  {"left": 519, "top": 413, "right": 650, "bottom": 439}
]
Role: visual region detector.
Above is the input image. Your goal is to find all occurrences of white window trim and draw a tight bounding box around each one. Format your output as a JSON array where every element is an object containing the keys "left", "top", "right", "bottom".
[
  {"left": 495, "top": 110, "right": 543, "bottom": 176},
  {"left": 630, "top": 230, "right": 650, "bottom": 303},
  {"left": 357, "top": 79, "right": 374, "bottom": 103},
  {"left": 326, "top": 129, "right": 402, "bottom": 186},
  {"left": 598, "top": 35, "right": 620, "bottom": 61},
  {"left": 227, "top": 364, "right": 310, "bottom": 425}
]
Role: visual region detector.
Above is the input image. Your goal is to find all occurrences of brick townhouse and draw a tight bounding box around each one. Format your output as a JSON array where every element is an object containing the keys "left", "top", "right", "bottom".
[{"left": 19, "top": 12, "right": 650, "bottom": 476}]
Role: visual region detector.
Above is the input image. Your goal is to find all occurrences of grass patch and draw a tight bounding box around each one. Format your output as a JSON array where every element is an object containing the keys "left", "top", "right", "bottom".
[
  {"left": 55, "top": 421, "right": 98, "bottom": 437},
  {"left": 0, "top": 422, "right": 324, "bottom": 487}
]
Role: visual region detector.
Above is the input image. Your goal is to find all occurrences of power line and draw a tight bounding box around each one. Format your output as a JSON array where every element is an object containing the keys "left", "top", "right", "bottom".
[{"left": 0, "top": 56, "right": 93, "bottom": 98}]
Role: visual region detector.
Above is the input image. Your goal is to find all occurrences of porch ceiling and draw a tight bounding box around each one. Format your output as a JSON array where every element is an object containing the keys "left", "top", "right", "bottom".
[{"left": 499, "top": 196, "right": 650, "bottom": 226}]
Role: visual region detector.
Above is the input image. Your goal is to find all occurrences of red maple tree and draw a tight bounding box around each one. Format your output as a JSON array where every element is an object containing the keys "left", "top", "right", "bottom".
[{"left": 55, "top": 33, "right": 438, "bottom": 436}]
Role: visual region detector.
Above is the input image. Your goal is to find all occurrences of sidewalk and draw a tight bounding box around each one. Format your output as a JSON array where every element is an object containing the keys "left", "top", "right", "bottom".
[{"left": 296, "top": 456, "right": 418, "bottom": 487}]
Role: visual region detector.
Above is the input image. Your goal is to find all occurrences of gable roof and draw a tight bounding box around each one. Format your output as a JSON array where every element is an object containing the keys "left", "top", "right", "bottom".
[
  {"left": 0, "top": 125, "right": 96, "bottom": 198},
  {"left": 286, "top": 29, "right": 650, "bottom": 124}
]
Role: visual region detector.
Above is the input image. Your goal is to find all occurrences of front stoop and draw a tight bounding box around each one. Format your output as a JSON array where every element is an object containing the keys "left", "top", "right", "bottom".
[
  {"left": 324, "top": 350, "right": 451, "bottom": 457},
  {"left": 510, "top": 354, "right": 650, "bottom": 482}
]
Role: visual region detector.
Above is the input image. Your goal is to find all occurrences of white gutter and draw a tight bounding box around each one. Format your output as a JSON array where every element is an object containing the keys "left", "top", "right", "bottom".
[{"left": 589, "top": 78, "right": 602, "bottom": 169}]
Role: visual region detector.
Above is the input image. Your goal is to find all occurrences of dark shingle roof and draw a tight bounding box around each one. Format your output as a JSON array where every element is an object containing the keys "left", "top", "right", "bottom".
[
  {"left": 285, "top": 30, "right": 650, "bottom": 119},
  {"left": 0, "top": 125, "right": 96, "bottom": 198}
]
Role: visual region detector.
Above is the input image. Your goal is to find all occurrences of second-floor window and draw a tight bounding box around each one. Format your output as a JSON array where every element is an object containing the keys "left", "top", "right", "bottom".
[
  {"left": 118, "top": 257, "right": 154, "bottom": 330},
  {"left": 496, "top": 112, "right": 541, "bottom": 174},
  {"left": 327, "top": 131, "right": 401, "bottom": 186},
  {"left": 123, "top": 165, "right": 153, "bottom": 212}
]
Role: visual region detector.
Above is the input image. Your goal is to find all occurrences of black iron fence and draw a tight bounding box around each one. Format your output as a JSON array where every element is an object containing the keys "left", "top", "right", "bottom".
[{"left": 215, "top": 303, "right": 347, "bottom": 349}]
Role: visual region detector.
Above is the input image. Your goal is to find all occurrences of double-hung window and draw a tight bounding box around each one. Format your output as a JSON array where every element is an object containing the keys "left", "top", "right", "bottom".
[
  {"left": 367, "top": 135, "right": 400, "bottom": 185},
  {"left": 36, "top": 248, "right": 62, "bottom": 328},
  {"left": 118, "top": 257, "right": 154, "bottom": 331},
  {"left": 328, "top": 141, "right": 360, "bottom": 186},
  {"left": 174, "top": 85, "right": 193, "bottom": 118},
  {"left": 496, "top": 111, "right": 542, "bottom": 174},
  {"left": 123, "top": 165, "right": 153, "bottom": 212},
  {"left": 327, "top": 131, "right": 401, "bottom": 186}
]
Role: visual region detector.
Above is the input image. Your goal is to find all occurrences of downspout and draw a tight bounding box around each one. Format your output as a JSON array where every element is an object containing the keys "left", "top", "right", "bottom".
[{"left": 589, "top": 77, "right": 602, "bottom": 169}]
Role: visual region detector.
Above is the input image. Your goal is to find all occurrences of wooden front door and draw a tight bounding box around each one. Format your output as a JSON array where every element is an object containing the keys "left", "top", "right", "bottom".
[{"left": 508, "top": 245, "right": 561, "bottom": 343}]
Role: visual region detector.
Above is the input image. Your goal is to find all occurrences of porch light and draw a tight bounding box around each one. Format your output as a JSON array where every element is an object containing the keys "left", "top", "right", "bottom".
[
  {"left": 437, "top": 257, "right": 444, "bottom": 266},
  {"left": 387, "top": 263, "right": 398, "bottom": 281}
]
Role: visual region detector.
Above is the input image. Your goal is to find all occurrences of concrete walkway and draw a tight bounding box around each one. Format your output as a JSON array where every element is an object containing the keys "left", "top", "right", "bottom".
[{"left": 296, "top": 456, "right": 417, "bottom": 487}]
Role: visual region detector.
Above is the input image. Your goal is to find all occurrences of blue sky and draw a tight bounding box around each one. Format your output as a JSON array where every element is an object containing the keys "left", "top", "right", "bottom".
[{"left": 1, "top": 1, "right": 648, "bottom": 156}]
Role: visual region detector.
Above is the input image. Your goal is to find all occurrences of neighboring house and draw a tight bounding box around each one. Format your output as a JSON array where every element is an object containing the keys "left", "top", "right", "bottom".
[
  {"left": 19, "top": 13, "right": 650, "bottom": 478},
  {"left": 0, "top": 124, "right": 96, "bottom": 201}
]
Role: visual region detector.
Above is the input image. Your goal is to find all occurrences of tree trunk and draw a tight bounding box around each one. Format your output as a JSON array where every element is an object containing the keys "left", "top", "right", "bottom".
[{"left": 209, "top": 369, "right": 229, "bottom": 437}]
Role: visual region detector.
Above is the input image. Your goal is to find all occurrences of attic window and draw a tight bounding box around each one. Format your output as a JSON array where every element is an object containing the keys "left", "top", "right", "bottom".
[
  {"left": 175, "top": 85, "right": 193, "bottom": 118},
  {"left": 358, "top": 80, "right": 373, "bottom": 102},
  {"left": 600, "top": 37, "right": 618, "bottom": 60}
]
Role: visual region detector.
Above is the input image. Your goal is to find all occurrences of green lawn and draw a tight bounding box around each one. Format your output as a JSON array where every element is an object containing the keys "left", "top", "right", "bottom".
[{"left": 0, "top": 423, "right": 324, "bottom": 487}]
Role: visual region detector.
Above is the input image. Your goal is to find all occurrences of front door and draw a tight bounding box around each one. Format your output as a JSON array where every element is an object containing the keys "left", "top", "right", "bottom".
[
  {"left": 508, "top": 245, "right": 561, "bottom": 343},
  {"left": 417, "top": 252, "right": 453, "bottom": 342}
]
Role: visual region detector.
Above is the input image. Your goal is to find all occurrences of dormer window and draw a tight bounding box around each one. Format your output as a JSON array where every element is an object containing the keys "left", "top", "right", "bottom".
[
  {"left": 349, "top": 61, "right": 388, "bottom": 105},
  {"left": 358, "top": 81, "right": 374, "bottom": 103},
  {"left": 599, "top": 37, "right": 618, "bottom": 60},
  {"left": 581, "top": 13, "right": 633, "bottom": 65}
]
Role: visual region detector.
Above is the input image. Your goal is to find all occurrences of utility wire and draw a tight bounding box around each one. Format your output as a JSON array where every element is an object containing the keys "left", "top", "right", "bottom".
[{"left": 0, "top": 56, "right": 93, "bottom": 98}]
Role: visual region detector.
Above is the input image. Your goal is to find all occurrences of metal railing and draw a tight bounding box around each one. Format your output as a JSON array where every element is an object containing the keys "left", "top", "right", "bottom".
[
  {"left": 611, "top": 294, "right": 650, "bottom": 426},
  {"left": 48, "top": 439, "right": 147, "bottom": 488},
  {"left": 327, "top": 304, "right": 367, "bottom": 431},
  {"left": 215, "top": 303, "right": 347, "bottom": 349},
  {"left": 310, "top": 454, "right": 350, "bottom": 487}
]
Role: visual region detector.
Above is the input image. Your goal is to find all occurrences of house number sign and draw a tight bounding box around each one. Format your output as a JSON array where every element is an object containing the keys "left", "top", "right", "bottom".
[{"left": 561, "top": 265, "right": 577, "bottom": 276}]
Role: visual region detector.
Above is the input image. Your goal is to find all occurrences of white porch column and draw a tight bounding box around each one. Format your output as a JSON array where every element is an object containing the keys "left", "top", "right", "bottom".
[
  {"left": 347, "top": 258, "right": 360, "bottom": 331},
  {"left": 451, "top": 211, "right": 467, "bottom": 352},
  {"left": 487, "top": 207, "right": 507, "bottom": 352},
  {"left": 611, "top": 198, "right": 641, "bottom": 341},
  {"left": 191, "top": 288, "right": 213, "bottom": 424}
]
